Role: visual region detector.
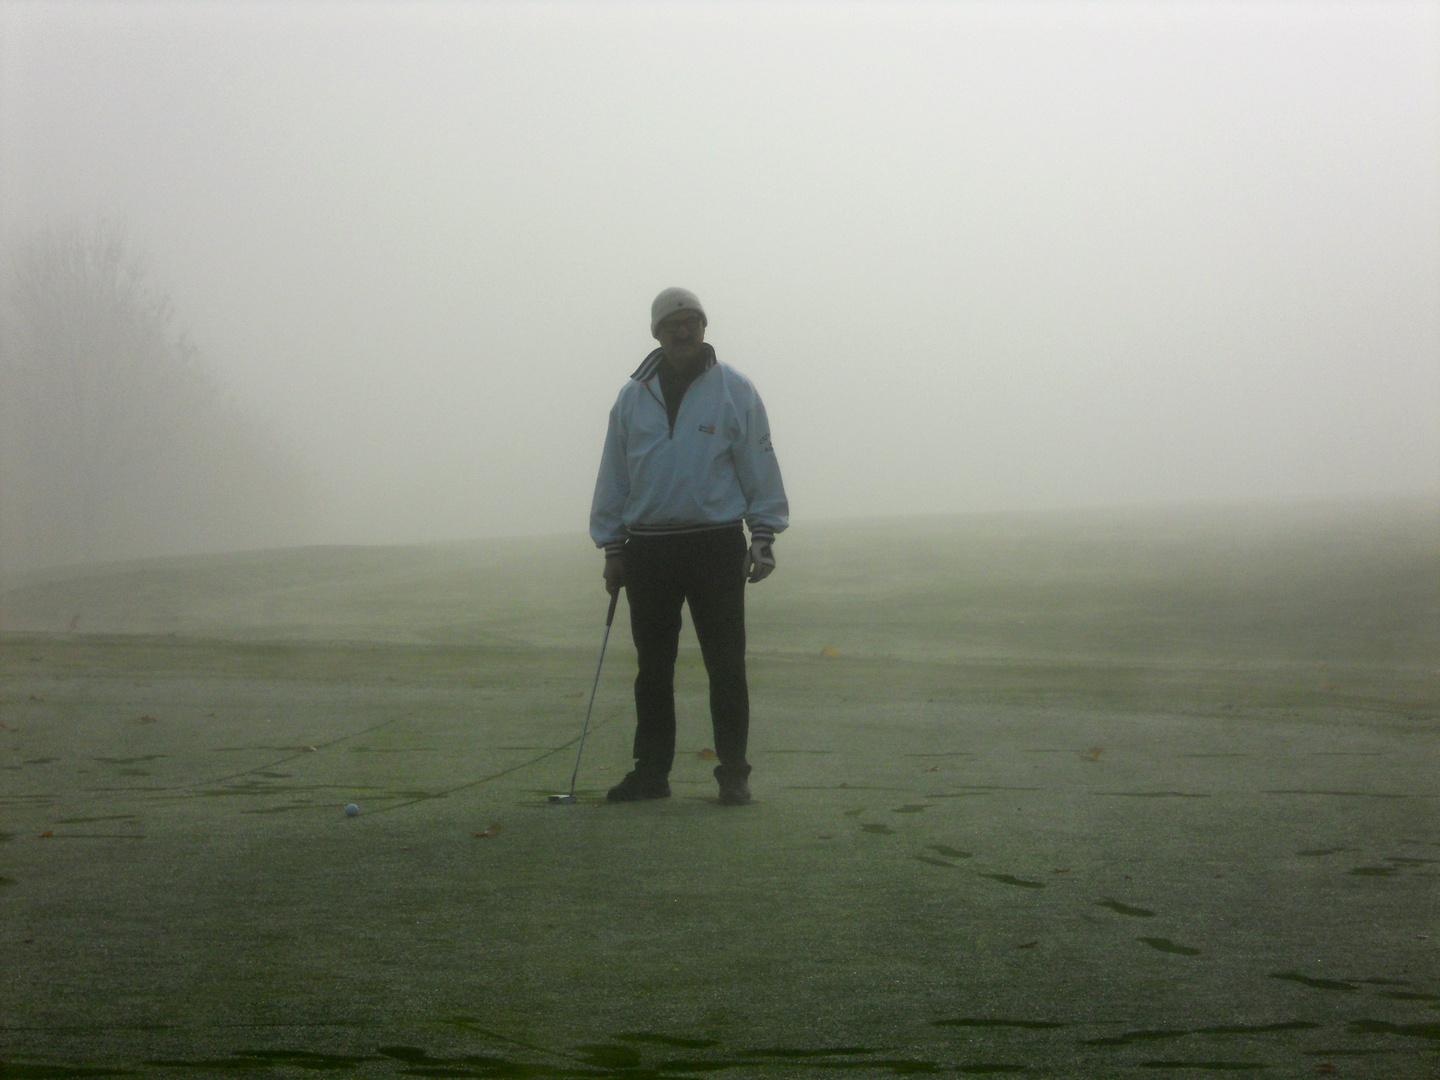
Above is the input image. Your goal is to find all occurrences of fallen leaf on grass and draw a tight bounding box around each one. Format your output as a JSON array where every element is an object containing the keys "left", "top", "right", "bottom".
[
  {"left": 40, "top": 831, "right": 53, "bottom": 838},
  {"left": 1080, "top": 747, "right": 1103, "bottom": 761},
  {"left": 1053, "top": 867, "right": 1070, "bottom": 874},
  {"left": 301, "top": 745, "right": 318, "bottom": 752},
  {"left": 1016, "top": 941, "right": 1039, "bottom": 949},
  {"left": 696, "top": 748, "right": 718, "bottom": 760},
  {"left": 473, "top": 824, "right": 501, "bottom": 838},
  {"left": 922, "top": 765, "right": 940, "bottom": 772},
  {"left": 821, "top": 646, "right": 838, "bottom": 657},
  {"left": 816, "top": 833, "right": 833, "bottom": 840},
  {"left": 135, "top": 715, "right": 157, "bottom": 724}
]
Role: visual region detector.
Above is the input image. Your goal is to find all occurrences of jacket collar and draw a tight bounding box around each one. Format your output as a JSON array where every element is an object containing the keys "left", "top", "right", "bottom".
[{"left": 631, "top": 343, "right": 716, "bottom": 382}]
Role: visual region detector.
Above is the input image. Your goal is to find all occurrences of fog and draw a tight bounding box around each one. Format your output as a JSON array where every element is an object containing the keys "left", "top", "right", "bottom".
[{"left": 2, "top": 0, "right": 1437, "bottom": 560}]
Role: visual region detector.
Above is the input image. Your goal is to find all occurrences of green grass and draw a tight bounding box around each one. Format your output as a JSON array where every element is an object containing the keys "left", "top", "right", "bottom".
[{"left": 1, "top": 501, "right": 1436, "bottom": 1078}]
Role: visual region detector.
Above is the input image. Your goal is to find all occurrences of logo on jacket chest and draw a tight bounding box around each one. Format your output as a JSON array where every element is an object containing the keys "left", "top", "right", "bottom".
[{"left": 698, "top": 424, "right": 716, "bottom": 435}]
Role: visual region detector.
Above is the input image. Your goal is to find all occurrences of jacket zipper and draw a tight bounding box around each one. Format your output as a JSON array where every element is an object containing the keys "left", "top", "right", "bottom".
[{"left": 642, "top": 380, "right": 674, "bottom": 439}]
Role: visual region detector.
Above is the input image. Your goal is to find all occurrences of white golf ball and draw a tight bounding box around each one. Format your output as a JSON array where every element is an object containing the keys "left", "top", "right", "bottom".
[{"left": 344, "top": 803, "right": 360, "bottom": 817}]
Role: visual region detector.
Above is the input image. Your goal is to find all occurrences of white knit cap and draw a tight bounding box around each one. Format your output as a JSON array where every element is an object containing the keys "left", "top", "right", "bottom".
[{"left": 651, "top": 287, "right": 706, "bottom": 334}]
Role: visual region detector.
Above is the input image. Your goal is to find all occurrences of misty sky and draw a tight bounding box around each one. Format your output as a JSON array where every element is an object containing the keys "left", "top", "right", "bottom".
[{"left": 3, "top": 0, "right": 1437, "bottom": 547}]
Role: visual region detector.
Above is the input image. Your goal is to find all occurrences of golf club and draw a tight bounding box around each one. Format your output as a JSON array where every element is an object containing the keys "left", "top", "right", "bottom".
[{"left": 549, "top": 587, "right": 621, "bottom": 804}]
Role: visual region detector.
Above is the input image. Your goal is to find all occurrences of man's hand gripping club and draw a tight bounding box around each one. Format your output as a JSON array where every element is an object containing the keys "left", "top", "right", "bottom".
[{"left": 603, "top": 556, "right": 625, "bottom": 594}]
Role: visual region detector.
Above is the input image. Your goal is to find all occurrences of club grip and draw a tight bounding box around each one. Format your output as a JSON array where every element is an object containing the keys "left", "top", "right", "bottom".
[{"left": 605, "top": 587, "right": 620, "bottom": 627}]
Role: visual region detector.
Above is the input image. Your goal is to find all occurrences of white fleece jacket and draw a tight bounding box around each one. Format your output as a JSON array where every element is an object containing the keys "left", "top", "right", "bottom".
[{"left": 590, "top": 349, "right": 789, "bottom": 557}]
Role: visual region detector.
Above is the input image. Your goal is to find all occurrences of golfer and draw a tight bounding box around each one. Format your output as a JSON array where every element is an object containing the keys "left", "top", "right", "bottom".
[{"left": 590, "top": 288, "right": 789, "bottom": 806}]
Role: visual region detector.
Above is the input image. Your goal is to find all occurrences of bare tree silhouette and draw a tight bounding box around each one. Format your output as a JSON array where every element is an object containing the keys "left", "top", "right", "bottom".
[{"left": 0, "top": 221, "right": 307, "bottom": 573}]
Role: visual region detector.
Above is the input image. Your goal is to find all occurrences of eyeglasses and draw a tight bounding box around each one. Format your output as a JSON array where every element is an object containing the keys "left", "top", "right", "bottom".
[{"left": 658, "top": 314, "right": 704, "bottom": 334}]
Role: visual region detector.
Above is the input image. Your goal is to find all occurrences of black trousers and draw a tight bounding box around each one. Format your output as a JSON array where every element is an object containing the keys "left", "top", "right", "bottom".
[{"left": 622, "top": 527, "right": 750, "bottom": 781}]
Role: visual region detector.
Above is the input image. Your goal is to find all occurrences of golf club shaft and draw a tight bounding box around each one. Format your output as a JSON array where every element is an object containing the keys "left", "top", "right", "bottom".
[{"left": 566, "top": 588, "right": 621, "bottom": 796}]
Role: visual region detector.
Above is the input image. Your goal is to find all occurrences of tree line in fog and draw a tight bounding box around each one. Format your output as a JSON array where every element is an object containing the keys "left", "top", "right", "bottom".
[{"left": 0, "top": 221, "right": 308, "bottom": 573}]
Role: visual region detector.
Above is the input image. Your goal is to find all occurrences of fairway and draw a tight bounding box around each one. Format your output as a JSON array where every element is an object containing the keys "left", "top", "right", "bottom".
[{"left": 2, "top": 503, "right": 1437, "bottom": 1078}]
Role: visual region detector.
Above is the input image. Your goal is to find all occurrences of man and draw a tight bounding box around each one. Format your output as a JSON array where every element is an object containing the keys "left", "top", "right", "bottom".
[{"left": 590, "top": 287, "right": 789, "bottom": 806}]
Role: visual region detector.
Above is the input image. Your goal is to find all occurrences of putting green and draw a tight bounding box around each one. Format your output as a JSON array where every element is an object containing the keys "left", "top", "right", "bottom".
[{"left": 2, "top": 504, "right": 1436, "bottom": 1077}]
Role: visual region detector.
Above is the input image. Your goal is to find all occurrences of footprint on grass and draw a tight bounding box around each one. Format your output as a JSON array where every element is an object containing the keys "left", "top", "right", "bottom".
[
  {"left": 1138, "top": 937, "right": 1201, "bottom": 956},
  {"left": 892, "top": 805, "right": 928, "bottom": 814},
  {"left": 1269, "top": 972, "right": 1358, "bottom": 992},
  {"left": 929, "top": 844, "right": 974, "bottom": 859},
  {"left": 979, "top": 873, "right": 1044, "bottom": 889},
  {"left": 915, "top": 855, "right": 956, "bottom": 867},
  {"left": 1097, "top": 897, "right": 1155, "bottom": 918}
]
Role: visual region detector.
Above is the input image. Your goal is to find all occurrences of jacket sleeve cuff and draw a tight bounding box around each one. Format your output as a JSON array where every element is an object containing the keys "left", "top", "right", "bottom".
[
  {"left": 603, "top": 540, "right": 627, "bottom": 558},
  {"left": 748, "top": 529, "right": 775, "bottom": 547}
]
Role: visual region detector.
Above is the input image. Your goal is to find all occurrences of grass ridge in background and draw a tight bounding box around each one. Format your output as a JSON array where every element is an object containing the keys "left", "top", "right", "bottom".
[{"left": 3, "top": 499, "right": 1436, "bottom": 664}]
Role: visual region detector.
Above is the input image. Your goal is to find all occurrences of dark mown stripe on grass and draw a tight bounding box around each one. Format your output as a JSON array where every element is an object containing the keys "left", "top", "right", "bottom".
[
  {"left": 1269, "top": 972, "right": 1358, "bottom": 992},
  {"left": 378, "top": 1045, "right": 516, "bottom": 1067},
  {"left": 1096, "top": 791, "right": 1210, "bottom": 799},
  {"left": 933, "top": 1018, "right": 1065, "bottom": 1030},
  {"left": 145, "top": 1050, "right": 379, "bottom": 1070},
  {"left": 1264, "top": 790, "right": 1406, "bottom": 799},
  {"left": 0, "top": 1066, "right": 137, "bottom": 1078},
  {"left": 1085, "top": 1022, "right": 1320, "bottom": 1045},
  {"left": 1082, "top": 1030, "right": 1188, "bottom": 1046},
  {"left": 615, "top": 1032, "right": 720, "bottom": 1049},
  {"left": 1139, "top": 1062, "right": 1266, "bottom": 1071},
  {"left": 42, "top": 833, "right": 146, "bottom": 840},
  {"left": 1193, "top": 1022, "right": 1320, "bottom": 1035},
  {"left": 1347, "top": 1020, "right": 1440, "bottom": 1040}
]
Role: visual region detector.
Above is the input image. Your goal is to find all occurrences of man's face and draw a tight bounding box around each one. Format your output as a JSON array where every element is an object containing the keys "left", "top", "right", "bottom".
[{"left": 654, "top": 310, "right": 707, "bottom": 366}]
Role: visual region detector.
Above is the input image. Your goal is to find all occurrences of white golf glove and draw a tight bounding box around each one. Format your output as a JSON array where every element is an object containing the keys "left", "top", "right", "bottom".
[{"left": 745, "top": 539, "right": 776, "bottom": 583}]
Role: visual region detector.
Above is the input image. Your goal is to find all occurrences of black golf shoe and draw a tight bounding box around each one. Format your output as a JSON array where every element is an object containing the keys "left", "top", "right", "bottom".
[
  {"left": 717, "top": 778, "right": 752, "bottom": 806},
  {"left": 605, "top": 770, "right": 671, "bottom": 802},
  {"left": 714, "top": 764, "right": 753, "bottom": 806}
]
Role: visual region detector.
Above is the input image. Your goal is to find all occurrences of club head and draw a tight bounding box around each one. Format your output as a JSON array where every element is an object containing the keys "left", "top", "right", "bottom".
[{"left": 548, "top": 793, "right": 577, "bottom": 805}]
